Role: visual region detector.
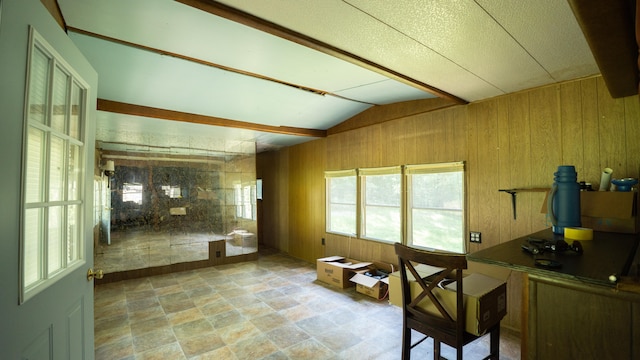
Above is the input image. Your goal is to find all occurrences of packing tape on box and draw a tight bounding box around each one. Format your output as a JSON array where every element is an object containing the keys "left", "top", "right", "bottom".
[{"left": 564, "top": 227, "right": 593, "bottom": 240}]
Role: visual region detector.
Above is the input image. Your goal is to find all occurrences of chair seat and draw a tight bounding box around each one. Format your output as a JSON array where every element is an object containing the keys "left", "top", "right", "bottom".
[{"left": 394, "top": 243, "right": 501, "bottom": 360}]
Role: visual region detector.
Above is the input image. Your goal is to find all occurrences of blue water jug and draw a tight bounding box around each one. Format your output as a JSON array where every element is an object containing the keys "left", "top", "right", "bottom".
[{"left": 547, "top": 165, "right": 581, "bottom": 235}]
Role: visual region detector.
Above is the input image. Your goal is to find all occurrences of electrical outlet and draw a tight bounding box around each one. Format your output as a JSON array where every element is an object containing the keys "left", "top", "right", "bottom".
[
  {"left": 321, "top": 238, "right": 325, "bottom": 245},
  {"left": 470, "top": 231, "right": 482, "bottom": 243}
]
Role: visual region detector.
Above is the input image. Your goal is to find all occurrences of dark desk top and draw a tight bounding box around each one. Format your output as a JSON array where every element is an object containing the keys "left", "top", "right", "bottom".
[{"left": 467, "top": 228, "right": 639, "bottom": 288}]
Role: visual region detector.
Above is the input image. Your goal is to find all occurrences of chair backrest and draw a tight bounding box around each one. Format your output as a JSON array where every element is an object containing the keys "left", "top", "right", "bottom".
[{"left": 394, "top": 243, "right": 468, "bottom": 340}]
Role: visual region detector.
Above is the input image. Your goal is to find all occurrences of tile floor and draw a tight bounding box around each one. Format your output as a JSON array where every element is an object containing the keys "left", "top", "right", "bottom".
[{"left": 94, "top": 248, "right": 521, "bottom": 359}]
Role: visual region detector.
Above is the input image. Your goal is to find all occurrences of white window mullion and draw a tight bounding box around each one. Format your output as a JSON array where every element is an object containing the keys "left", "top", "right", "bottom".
[
  {"left": 21, "top": 28, "right": 89, "bottom": 302},
  {"left": 41, "top": 206, "right": 49, "bottom": 281}
]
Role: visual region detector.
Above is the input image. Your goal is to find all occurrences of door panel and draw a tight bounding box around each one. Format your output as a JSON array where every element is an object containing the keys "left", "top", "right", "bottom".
[{"left": 0, "top": 0, "right": 98, "bottom": 358}]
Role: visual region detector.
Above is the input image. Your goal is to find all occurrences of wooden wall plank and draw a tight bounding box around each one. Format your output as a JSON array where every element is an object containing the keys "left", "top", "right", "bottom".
[
  {"left": 597, "top": 77, "right": 628, "bottom": 176},
  {"left": 414, "top": 113, "right": 437, "bottom": 164},
  {"left": 560, "top": 81, "right": 585, "bottom": 175},
  {"left": 259, "top": 76, "right": 640, "bottom": 333},
  {"left": 451, "top": 106, "right": 468, "bottom": 162},
  {"left": 431, "top": 110, "right": 448, "bottom": 163},
  {"left": 288, "top": 140, "right": 325, "bottom": 260},
  {"left": 466, "top": 101, "right": 480, "bottom": 252},
  {"left": 396, "top": 116, "right": 418, "bottom": 164},
  {"left": 474, "top": 100, "right": 501, "bottom": 250},
  {"left": 380, "top": 121, "right": 402, "bottom": 166},
  {"left": 529, "top": 86, "right": 562, "bottom": 231},
  {"left": 580, "top": 78, "right": 602, "bottom": 187},
  {"left": 443, "top": 108, "right": 456, "bottom": 161},
  {"left": 364, "top": 125, "right": 382, "bottom": 167},
  {"left": 326, "top": 133, "right": 342, "bottom": 170},
  {"left": 508, "top": 92, "right": 533, "bottom": 237},
  {"left": 496, "top": 97, "right": 513, "bottom": 244},
  {"left": 624, "top": 96, "right": 640, "bottom": 179}
]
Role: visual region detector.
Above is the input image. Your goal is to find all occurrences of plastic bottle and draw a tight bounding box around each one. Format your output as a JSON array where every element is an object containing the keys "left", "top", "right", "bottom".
[{"left": 547, "top": 165, "right": 582, "bottom": 235}]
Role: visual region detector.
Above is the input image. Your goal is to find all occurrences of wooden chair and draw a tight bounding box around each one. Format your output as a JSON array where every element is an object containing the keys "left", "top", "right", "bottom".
[{"left": 394, "top": 243, "right": 500, "bottom": 360}]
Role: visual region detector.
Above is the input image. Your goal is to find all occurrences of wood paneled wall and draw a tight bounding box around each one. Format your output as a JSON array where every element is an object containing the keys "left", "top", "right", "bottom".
[
  {"left": 256, "top": 148, "right": 290, "bottom": 251},
  {"left": 256, "top": 75, "right": 640, "bottom": 332}
]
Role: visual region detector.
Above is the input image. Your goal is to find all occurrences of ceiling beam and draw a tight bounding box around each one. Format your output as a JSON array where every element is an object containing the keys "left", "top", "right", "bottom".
[
  {"left": 176, "top": 0, "right": 468, "bottom": 105},
  {"left": 97, "top": 99, "right": 327, "bottom": 138},
  {"left": 66, "top": 27, "right": 334, "bottom": 97},
  {"left": 567, "top": 0, "right": 639, "bottom": 98}
]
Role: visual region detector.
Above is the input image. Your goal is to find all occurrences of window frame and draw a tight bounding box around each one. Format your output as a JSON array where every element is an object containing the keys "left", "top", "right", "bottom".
[
  {"left": 324, "top": 162, "right": 466, "bottom": 252},
  {"left": 325, "top": 169, "right": 358, "bottom": 237},
  {"left": 233, "top": 182, "right": 257, "bottom": 221},
  {"left": 20, "top": 28, "right": 90, "bottom": 303},
  {"left": 359, "top": 166, "right": 402, "bottom": 243},
  {"left": 405, "top": 161, "right": 466, "bottom": 253}
]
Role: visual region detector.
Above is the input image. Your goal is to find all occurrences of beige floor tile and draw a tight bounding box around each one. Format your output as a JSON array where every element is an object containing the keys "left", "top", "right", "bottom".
[
  {"left": 94, "top": 248, "right": 521, "bottom": 360},
  {"left": 132, "top": 328, "right": 176, "bottom": 353},
  {"left": 265, "top": 324, "right": 311, "bottom": 349},
  {"left": 129, "top": 316, "right": 170, "bottom": 337},
  {"left": 282, "top": 338, "right": 334, "bottom": 360},
  {"left": 178, "top": 333, "right": 225, "bottom": 358},
  {"left": 190, "top": 346, "right": 237, "bottom": 360},
  {"left": 95, "top": 336, "right": 134, "bottom": 360},
  {"left": 167, "top": 307, "right": 205, "bottom": 326},
  {"left": 216, "top": 320, "right": 262, "bottom": 345},
  {"left": 172, "top": 318, "right": 215, "bottom": 341},
  {"left": 228, "top": 334, "right": 279, "bottom": 359},
  {"left": 137, "top": 342, "right": 186, "bottom": 360},
  {"left": 94, "top": 324, "right": 131, "bottom": 347},
  {"left": 128, "top": 306, "right": 165, "bottom": 324}
]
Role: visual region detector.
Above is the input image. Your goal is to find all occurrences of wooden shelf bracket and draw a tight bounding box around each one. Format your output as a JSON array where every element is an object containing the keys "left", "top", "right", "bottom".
[{"left": 498, "top": 188, "right": 549, "bottom": 220}]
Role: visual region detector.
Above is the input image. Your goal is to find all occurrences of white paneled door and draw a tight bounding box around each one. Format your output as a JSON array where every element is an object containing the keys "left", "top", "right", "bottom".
[{"left": 0, "top": 0, "right": 98, "bottom": 358}]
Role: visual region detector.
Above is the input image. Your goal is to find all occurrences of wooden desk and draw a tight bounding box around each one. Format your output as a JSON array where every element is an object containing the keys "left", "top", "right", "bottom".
[{"left": 468, "top": 228, "right": 640, "bottom": 359}]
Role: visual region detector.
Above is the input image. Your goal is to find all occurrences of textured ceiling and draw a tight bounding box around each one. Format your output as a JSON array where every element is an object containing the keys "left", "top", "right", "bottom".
[{"left": 57, "top": 0, "right": 599, "bottom": 154}]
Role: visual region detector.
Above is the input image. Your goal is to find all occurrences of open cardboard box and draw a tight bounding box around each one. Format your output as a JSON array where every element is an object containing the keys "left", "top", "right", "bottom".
[
  {"left": 349, "top": 261, "right": 395, "bottom": 300},
  {"left": 316, "top": 256, "right": 372, "bottom": 289},
  {"left": 541, "top": 191, "right": 639, "bottom": 233},
  {"left": 388, "top": 263, "right": 508, "bottom": 336}
]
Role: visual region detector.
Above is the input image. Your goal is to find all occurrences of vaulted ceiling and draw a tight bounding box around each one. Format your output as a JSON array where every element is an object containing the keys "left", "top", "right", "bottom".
[{"left": 56, "top": 0, "right": 603, "bottom": 154}]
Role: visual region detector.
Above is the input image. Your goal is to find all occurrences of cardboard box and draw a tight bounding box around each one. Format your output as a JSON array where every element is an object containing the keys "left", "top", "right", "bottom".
[
  {"left": 389, "top": 268, "right": 507, "bottom": 336},
  {"left": 541, "top": 191, "right": 639, "bottom": 233},
  {"left": 349, "top": 262, "right": 394, "bottom": 299},
  {"left": 388, "top": 263, "right": 447, "bottom": 306},
  {"left": 316, "top": 256, "right": 372, "bottom": 289}
]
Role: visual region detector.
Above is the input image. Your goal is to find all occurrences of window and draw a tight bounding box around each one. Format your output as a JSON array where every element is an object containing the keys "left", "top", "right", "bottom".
[
  {"left": 325, "top": 170, "right": 357, "bottom": 236},
  {"left": 123, "top": 183, "right": 144, "bottom": 204},
  {"left": 161, "top": 185, "right": 181, "bottom": 199},
  {"left": 360, "top": 167, "right": 401, "bottom": 242},
  {"left": 406, "top": 162, "right": 465, "bottom": 253},
  {"left": 324, "top": 162, "right": 466, "bottom": 252},
  {"left": 21, "top": 29, "right": 88, "bottom": 301},
  {"left": 234, "top": 183, "right": 256, "bottom": 220}
]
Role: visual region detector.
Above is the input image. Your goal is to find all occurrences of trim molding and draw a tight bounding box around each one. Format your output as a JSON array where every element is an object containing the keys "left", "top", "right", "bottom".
[{"left": 97, "top": 99, "right": 327, "bottom": 138}]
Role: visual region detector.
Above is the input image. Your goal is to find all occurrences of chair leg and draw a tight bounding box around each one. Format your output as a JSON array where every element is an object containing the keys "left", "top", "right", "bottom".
[
  {"left": 402, "top": 326, "right": 411, "bottom": 360},
  {"left": 490, "top": 325, "right": 500, "bottom": 359},
  {"left": 433, "top": 339, "right": 441, "bottom": 360}
]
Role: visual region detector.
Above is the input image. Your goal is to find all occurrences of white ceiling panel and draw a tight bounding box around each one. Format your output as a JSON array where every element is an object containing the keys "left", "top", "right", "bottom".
[
  {"left": 69, "top": 32, "right": 372, "bottom": 129},
  {"left": 214, "top": 0, "right": 508, "bottom": 100},
  {"left": 336, "top": 79, "right": 437, "bottom": 105},
  {"left": 476, "top": 0, "right": 598, "bottom": 81},
  {"left": 217, "top": 0, "right": 598, "bottom": 101},
  {"left": 56, "top": 0, "right": 600, "bottom": 153},
  {"left": 344, "top": 0, "right": 554, "bottom": 93},
  {"left": 58, "top": 0, "right": 426, "bottom": 96}
]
